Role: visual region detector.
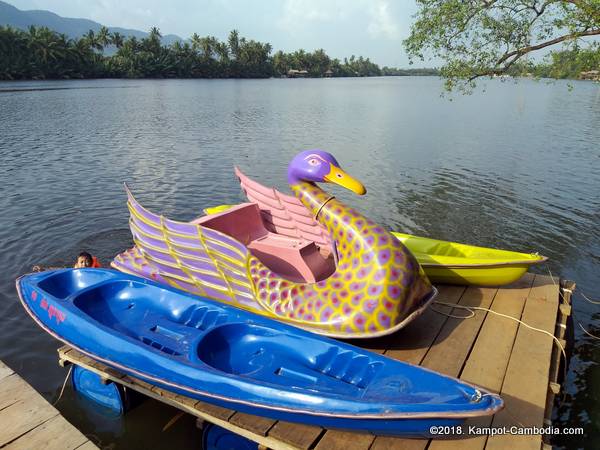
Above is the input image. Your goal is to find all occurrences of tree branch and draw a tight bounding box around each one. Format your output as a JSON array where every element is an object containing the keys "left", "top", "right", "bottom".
[
  {"left": 497, "top": 28, "right": 600, "bottom": 65},
  {"left": 467, "top": 28, "right": 600, "bottom": 81}
]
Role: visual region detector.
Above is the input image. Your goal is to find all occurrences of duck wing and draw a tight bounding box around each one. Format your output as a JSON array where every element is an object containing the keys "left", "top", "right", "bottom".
[
  {"left": 234, "top": 167, "right": 332, "bottom": 252},
  {"left": 112, "top": 184, "right": 258, "bottom": 309}
]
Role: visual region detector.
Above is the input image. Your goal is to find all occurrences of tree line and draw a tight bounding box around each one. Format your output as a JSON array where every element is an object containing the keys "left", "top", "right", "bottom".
[
  {"left": 0, "top": 25, "right": 425, "bottom": 80},
  {"left": 507, "top": 44, "right": 600, "bottom": 80}
]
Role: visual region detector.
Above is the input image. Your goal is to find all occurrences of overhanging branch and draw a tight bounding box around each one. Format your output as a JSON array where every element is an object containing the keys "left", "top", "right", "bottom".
[
  {"left": 497, "top": 28, "right": 600, "bottom": 65},
  {"left": 467, "top": 27, "right": 600, "bottom": 81}
]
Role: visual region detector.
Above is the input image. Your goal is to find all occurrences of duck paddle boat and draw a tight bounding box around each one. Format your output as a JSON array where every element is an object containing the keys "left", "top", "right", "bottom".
[
  {"left": 112, "top": 150, "right": 436, "bottom": 338},
  {"left": 202, "top": 169, "right": 547, "bottom": 287},
  {"left": 17, "top": 269, "right": 503, "bottom": 436},
  {"left": 205, "top": 203, "right": 547, "bottom": 286}
]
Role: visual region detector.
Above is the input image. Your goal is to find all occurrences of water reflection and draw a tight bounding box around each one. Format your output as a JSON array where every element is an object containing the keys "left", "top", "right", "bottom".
[{"left": 0, "top": 77, "right": 599, "bottom": 448}]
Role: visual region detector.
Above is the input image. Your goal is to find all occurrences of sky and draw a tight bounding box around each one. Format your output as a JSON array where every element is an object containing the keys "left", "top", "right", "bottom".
[{"left": 8, "top": 0, "right": 424, "bottom": 67}]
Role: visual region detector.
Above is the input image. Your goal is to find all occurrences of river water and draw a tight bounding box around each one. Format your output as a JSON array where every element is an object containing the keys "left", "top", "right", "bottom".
[{"left": 0, "top": 77, "right": 598, "bottom": 448}]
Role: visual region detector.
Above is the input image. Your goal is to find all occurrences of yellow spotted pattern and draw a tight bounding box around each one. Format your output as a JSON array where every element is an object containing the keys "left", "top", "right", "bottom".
[{"left": 248, "top": 182, "right": 433, "bottom": 336}]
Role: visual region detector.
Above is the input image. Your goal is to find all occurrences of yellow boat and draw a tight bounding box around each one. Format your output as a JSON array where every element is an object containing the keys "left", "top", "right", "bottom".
[
  {"left": 391, "top": 232, "right": 546, "bottom": 286},
  {"left": 204, "top": 204, "right": 547, "bottom": 286}
]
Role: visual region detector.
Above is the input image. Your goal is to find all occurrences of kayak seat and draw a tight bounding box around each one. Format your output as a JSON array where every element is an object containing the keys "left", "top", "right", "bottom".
[
  {"left": 38, "top": 269, "right": 112, "bottom": 299},
  {"left": 72, "top": 280, "right": 199, "bottom": 357},
  {"left": 193, "top": 203, "right": 335, "bottom": 283},
  {"left": 196, "top": 323, "right": 383, "bottom": 392}
]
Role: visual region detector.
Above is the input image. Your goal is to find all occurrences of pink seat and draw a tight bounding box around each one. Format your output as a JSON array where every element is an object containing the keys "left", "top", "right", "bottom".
[{"left": 193, "top": 204, "right": 335, "bottom": 283}]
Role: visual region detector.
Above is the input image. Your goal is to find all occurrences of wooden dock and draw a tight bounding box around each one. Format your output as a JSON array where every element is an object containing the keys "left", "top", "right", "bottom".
[
  {"left": 0, "top": 360, "right": 97, "bottom": 450},
  {"left": 57, "top": 273, "right": 572, "bottom": 450}
]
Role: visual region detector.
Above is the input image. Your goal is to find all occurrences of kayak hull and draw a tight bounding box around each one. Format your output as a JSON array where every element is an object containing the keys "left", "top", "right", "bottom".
[
  {"left": 413, "top": 264, "right": 535, "bottom": 286},
  {"left": 391, "top": 232, "right": 547, "bottom": 286},
  {"left": 17, "top": 269, "right": 502, "bottom": 436}
]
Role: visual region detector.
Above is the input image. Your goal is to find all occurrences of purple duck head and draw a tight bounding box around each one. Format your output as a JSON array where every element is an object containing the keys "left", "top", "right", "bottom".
[{"left": 287, "top": 149, "right": 367, "bottom": 195}]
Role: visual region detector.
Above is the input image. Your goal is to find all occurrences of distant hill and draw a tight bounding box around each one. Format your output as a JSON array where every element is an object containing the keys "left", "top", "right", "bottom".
[{"left": 0, "top": 0, "right": 182, "bottom": 45}]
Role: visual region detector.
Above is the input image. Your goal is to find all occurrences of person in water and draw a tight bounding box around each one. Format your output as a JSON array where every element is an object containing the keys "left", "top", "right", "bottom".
[
  {"left": 32, "top": 251, "right": 101, "bottom": 272},
  {"left": 74, "top": 251, "right": 101, "bottom": 268}
]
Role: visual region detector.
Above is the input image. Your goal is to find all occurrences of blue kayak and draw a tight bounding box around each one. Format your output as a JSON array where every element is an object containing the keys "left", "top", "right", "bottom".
[{"left": 17, "top": 269, "right": 503, "bottom": 436}]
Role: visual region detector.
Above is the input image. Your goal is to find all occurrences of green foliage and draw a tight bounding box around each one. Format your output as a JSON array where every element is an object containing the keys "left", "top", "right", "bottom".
[
  {"left": 381, "top": 67, "right": 440, "bottom": 76},
  {"left": 271, "top": 49, "right": 382, "bottom": 77},
  {"left": 0, "top": 26, "right": 438, "bottom": 80},
  {"left": 507, "top": 43, "right": 600, "bottom": 78},
  {"left": 405, "top": 0, "right": 600, "bottom": 92},
  {"left": 0, "top": 25, "right": 105, "bottom": 79}
]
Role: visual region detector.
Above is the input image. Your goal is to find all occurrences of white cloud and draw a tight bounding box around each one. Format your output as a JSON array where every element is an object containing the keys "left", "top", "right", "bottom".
[
  {"left": 367, "top": 1, "right": 400, "bottom": 40},
  {"left": 277, "top": 0, "right": 400, "bottom": 41},
  {"left": 277, "top": 0, "right": 351, "bottom": 31}
]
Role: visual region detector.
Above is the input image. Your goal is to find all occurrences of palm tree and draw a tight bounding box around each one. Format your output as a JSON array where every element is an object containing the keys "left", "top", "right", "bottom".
[
  {"left": 215, "top": 41, "right": 229, "bottom": 62},
  {"left": 149, "top": 26, "right": 162, "bottom": 39},
  {"left": 97, "top": 26, "right": 110, "bottom": 49},
  {"left": 144, "top": 27, "right": 162, "bottom": 54},
  {"left": 228, "top": 29, "right": 240, "bottom": 60},
  {"left": 111, "top": 31, "right": 124, "bottom": 49},
  {"left": 190, "top": 33, "right": 201, "bottom": 52}
]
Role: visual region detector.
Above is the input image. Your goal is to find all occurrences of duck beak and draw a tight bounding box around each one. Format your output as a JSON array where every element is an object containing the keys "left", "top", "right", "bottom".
[{"left": 324, "top": 165, "right": 367, "bottom": 195}]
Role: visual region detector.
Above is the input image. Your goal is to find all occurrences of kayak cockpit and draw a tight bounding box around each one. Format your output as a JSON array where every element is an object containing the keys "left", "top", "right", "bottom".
[{"left": 197, "top": 323, "right": 386, "bottom": 394}]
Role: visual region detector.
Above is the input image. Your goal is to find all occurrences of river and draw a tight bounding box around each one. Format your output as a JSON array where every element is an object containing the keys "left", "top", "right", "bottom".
[{"left": 0, "top": 77, "right": 598, "bottom": 448}]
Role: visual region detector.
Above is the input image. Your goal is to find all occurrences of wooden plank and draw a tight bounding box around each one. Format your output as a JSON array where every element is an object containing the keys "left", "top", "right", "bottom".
[
  {"left": 423, "top": 285, "right": 497, "bottom": 375},
  {"left": 371, "top": 284, "right": 499, "bottom": 450},
  {"left": 60, "top": 349, "right": 299, "bottom": 450},
  {"left": 0, "top": 399, "right": 58, "bottom": 447},
  {"left": 194, "top": 400, "right": 236, "bottom": 422},
  {"left": 313, "top": 430, "right": 375, "bottom": 450},
  {"left": 4, "top": 414, "right": 89, "bottom": 450},
  {"left": 485, "top": 274, "right": 559, "bottom": 450},
  {"left": 58, "top": 346, "right": 72, "bottom": 358},
  {"left": 0, "top": 374, "right": 41, "bottom": 410},
  {"left": 346, "top": 285, "right": 466, "bottom": 357},
  {"left": 0, "top": 360, "right": 14, "bottom": 381},
  {"left": 75, "top": 442, "right": 101, "bottom": 450},
  {"left": 229, "top": 412, "right": 276, "bottom": 436},
  {"left": 427, "top": 273, "right": 535, "bottom": 450},
  {"left": 370, "top": 437, "right": 430, "bottom": 450},
  {"left": 0, "top": 355, "right": 96, "bottom": 449},
  {"left": 268, "top": 421, "right": 323, "bottom": 450},
  {"left": 384, "top": 285, "right": 467, "bottom": 364},
  {"left": 56, "top": 272, "right": 562, "bottom": 450},
  {"left": 317, "top": 285, "right": 465, "bottom": 450},
  {"left": 315, "top": 285, "right": 466, "bottom": 450},
  {"left": 119, "top": 374, "right": 157, "bottom": 393}
]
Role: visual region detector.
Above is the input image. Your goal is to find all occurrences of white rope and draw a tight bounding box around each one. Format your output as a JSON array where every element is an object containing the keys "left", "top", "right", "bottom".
[
  {"left": 580, "top": 292, "right": 600, "bottom": 305},
  {"left": 546, "top": 265, "right": 600, "bottom": 339},
  {"left": 546, "top": 264, "right": 600, "bottom": 306},
  {"left": 432, "top": 300, "right": 567, "bottom": 378},
  {"left": 430, "top": 303, "right": 474, "bottom": 319},
  {"left": 53, "top": 365, "right": 73, "bottom": 406},
  {"left": 545, "top": 265, "right": 568, "bottom": 304},
  {"left": 579, "top": 322, "right": 600, "bottom": 340}
]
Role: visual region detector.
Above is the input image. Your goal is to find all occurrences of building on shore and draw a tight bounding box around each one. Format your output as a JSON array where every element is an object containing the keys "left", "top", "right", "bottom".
[
  {"left": 324, "top": 69, "right": 333, "bottom": 78},
  {"left": 580, "top": 70, "right": 600, "bottom": 81},
  {"left": 287, "top": 69, "right": 309, "bottom": 78}
]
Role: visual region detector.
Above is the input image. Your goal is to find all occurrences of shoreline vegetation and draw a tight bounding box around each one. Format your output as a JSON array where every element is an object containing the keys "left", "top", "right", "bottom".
[
  {"left": 0, "top": 25, "right": 598, "bottom": 82},
  {"left": 0, "top": 25, "right": 438, "bottom": 81}
]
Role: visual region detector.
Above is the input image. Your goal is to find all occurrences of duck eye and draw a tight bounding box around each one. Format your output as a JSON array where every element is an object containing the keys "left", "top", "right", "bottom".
[{"left": 308, "top": 158, "right": 320, "bottom": 166}]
